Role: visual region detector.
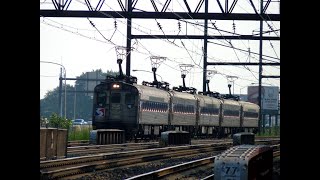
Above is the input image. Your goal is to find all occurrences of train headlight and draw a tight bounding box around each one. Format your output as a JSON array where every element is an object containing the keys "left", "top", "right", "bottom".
[{"left": 112, "top": 83, "right": 121, "bottom": 89}]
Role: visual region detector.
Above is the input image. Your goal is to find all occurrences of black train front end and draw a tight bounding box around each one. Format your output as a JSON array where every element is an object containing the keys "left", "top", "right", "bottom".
[{"left": 92, "top": 80, "right": 139, "bottom": 139}]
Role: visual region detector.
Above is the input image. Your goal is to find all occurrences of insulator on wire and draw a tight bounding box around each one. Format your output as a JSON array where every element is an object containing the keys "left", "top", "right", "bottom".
[
  {"left": 178, "top": 21, "right": 181, "bottom": 31},
  {"left": 232, "top": 20, "right": 236, "bottom": 34},
  {"left": 157, "top": 22, "right": 162, "bottom": 30},
  {"left": 114, "top": 20, "right": 117, "bottom": 29}
]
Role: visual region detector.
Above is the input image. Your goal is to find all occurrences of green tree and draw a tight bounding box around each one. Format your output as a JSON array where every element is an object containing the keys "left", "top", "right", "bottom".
[
  {"left": 40, "top": 69, "right": 118, "bottom": 120},
  {"left": 48, "top": 113, "right": 72, "bottom": 129}
]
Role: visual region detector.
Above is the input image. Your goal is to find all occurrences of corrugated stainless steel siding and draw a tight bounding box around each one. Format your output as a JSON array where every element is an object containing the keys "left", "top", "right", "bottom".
[{"left": 140, "top": 111, "right": 169, "bottom": 125}]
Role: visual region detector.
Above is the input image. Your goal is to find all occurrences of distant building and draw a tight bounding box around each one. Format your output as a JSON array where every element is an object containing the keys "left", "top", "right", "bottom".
[
  {"left": 247, "top": 86, "right": 279, "bottom": 115},
  {"left": 83, "top": 71, "right": 105, "bottom": 97}
]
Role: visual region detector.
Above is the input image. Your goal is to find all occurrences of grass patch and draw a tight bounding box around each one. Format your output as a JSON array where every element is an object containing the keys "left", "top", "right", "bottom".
[
  {"left": 257, "top": 126, "right": 280, "bottom": 137},
  {"left": 68, "top": 125, "right": 92, "bottom": 141}
]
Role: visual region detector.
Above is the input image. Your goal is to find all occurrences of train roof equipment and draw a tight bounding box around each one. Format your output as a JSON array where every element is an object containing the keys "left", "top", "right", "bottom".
[
  {"left": 101, "top": 46, "right": 137, "bottom": 85},
  {"left": 221, "top": 76, "right": 240, "bottom": 101},
  {"left": 172, "top": 64, "right": 197, "bottom": 94},
  {"left": 198, "top": 70, "right": 222, "bottom": 99},
  {"left": 140, "top": 56, "right": 170, "bottom": 91}
]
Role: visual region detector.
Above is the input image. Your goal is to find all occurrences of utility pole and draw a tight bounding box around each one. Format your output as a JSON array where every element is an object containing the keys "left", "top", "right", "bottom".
[
  {"left": 73, "top": 85, "right": 76, "bottom": 120},
  {"left": 258, "top": 0, "right": 264, "bottom": 135},
  {"left": 203, "top": 0, "right": 208, "bottom": 92},
  {"left": 40, "top": 61, "right": 66, "bottom": 118},
  {"left": 126, "top": 0, "right": 132, "bottom": 76},
  {"left": 59, "top": 67, "right": 63, "bottom": 117}
]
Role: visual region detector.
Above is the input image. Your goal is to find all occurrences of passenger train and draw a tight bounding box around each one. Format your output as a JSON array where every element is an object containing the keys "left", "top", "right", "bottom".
[{"left": 92, "top": 61, "right": 259, "bottom": 139}]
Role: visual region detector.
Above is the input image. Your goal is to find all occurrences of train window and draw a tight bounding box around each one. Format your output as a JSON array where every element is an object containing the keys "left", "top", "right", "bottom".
[
  {"left": 174, "top": 104, "right": 178, "bottom": 113},
  {"left": 111, "top": 93, "right": 121, "bottom": 103},
  {"left": 161, "top": 103, "right": 165, "bottom": 112},
  {"left": 155, "top": 102, "right": 158, "bottom": 111},
  {"left": 201, "top": 107, "right": 217, "bottom": 115},
  {"left": 97, "top": 92, "right": 106, "bottom": 107},
  {"left": 224, "top": 110, "right": 239, "bottom": 117},
  {"left": 212, "top": 108, "right": 219, "bottom": 115},
  {"left": 178, "top": 104, "right": 182, "bottom": 113},
  {"left": 203, "top": 107, "right": 206, "bottom": 114},
  {"left": 186, "top": 105, "right": 193, "bottom": 113},
  {"left": 244, "top": 112, "right": 259, "bottom": 118},
  {"left": 125, "top": 94, "right": 135, "bottom": 104},
  {"left": 149, "top": 102, "right": 153, "bottom": 110},
  {"left": 149, "top": 102, "right": 152, "bottom": 110}
]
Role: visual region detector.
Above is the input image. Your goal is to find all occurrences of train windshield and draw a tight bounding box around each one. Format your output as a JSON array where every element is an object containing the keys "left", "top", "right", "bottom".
[
  {"left": 125, "top": 93, "right": 135, "bottom": 105},
  {"left": 97, "top": 92, "right": 106, "bottom": 107},
  {"left": 111, "top": 93, "right": 121, "bottom": 103}
]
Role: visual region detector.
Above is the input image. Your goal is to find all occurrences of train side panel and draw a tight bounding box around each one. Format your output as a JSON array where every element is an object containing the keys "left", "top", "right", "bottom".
[
  {"left": 221, "top": 99, "right": 241, "bottom": 127},
  {"left": 195, "top": 94, "right": 221, "bottom": 126},
  {"left": 170, "top": 91, "right": 197, "bottom": 126},
  {"left": 135, "top": 85, "right": 170, "bottom": 125},
  {"left": 239, "top": 101, "right": 259, "bottom": 128}
]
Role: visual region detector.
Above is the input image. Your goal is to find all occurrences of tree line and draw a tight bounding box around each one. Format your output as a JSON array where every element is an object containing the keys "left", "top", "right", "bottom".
[{"left": 40, "top": 69, "right": 118, "bottom": 121}]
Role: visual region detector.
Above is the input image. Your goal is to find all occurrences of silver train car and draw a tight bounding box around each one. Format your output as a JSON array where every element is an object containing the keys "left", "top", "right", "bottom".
[{"left": 92, "top": 80, "right": 259, "bottom": 139}]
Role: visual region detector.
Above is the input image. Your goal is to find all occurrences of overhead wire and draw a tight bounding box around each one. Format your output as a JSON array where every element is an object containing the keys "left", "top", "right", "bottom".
[
  {"left": 42, "top": 0, "right": 279, "bottom": 89},
  {"left": 163, "top": 1, "right": 278, "bottom": 82},
  {"left": 40, "top": 18, "right": 112, "bottom": 44}
]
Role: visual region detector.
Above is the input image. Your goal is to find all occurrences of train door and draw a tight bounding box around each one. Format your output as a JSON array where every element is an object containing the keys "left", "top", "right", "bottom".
[
  {"left": 109, "top": 92, "right": 122, "bottom": 120},
  {"left": 123, "top": 92, "right": 138, "bottom": 126}
]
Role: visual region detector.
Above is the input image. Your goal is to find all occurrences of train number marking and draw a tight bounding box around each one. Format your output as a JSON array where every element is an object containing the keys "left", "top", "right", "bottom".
[{"left": 222, "top": 165, "right": 240, "bottom": 180}]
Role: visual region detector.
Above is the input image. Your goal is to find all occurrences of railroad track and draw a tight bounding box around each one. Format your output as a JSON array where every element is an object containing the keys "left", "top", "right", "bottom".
[
  {"left": 68, "top": 140, "right": 89, "bottom": 147},
  {"left": 67, "top": 136, "right": 280, "bottom": 146},
  {"left": 67, "top": 142, "right": 159, "bottom": 157},
  {"left": 67, "top": 138, "right": 280, "bottom": 157},
  {"left": 40, "top": 142, "right": 231, "bottom": 179},
  {"left": 126, "top": 144, "right": 280, "bottom": 180}
]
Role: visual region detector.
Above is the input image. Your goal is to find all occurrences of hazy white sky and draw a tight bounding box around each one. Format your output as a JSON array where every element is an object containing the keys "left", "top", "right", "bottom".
[{"left": 40, "top": 0, "right": 280, "bottom": 99}]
